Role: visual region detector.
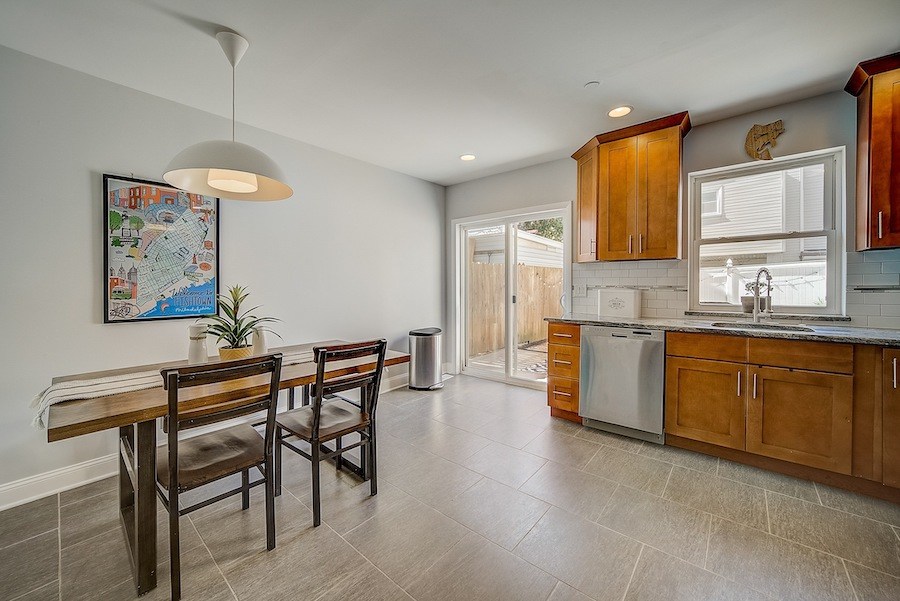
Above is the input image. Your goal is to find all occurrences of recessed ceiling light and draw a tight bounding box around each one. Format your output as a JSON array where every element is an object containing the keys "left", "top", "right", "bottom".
[
  {"left": 460, "top": 154, "right": 476, "bottom": 161},
  {"left": 608, "top": 105, "right": 633, "bottom": 118}
]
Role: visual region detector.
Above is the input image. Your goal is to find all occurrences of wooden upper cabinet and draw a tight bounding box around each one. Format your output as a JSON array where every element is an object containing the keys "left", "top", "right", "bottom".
[
  {"left": 746, "top": 366, "right": 853, "bottom": 474},
  {"left": 846, "top": 52, "right": 900, "bottom": 250},
  {"left": 575, "top": 148, "right": 599, "bottom": 262},
  {"left": 884, "top": 349, "right": 900, "bottom": 488},
  {"left": 637, "top": 127, "right": 681, "bottom": 259},
  {"left": 573, "top": 112, "right": 689, "bottom": 262},
  {"left": 598, "top": 137, "right": 638, "bottom": 260}
]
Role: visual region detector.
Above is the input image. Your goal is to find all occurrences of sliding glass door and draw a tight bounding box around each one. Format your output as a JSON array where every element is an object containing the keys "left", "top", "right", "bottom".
[
  {"left": 464, "top": 224, "right": 507, "bottom": 375},
  {"left": 462, "top": 210, "right": 567, "bottom": 384},
  {"left": 512, "top": 217, "right": 565, "bottom": 382}
]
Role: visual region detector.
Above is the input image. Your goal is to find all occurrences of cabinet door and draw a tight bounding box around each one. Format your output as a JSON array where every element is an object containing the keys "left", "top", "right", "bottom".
[
  {"left": 597, "top": 137, "right": 637, "bottom": 260},
  {"left": 665, "top": 357, "right": 746, "bottom": 450},
  {"left": 747, "top": 366, "right": 853, "bottom": 474},
  {"left": 884, "top": 349, "right": 900, "bottom": 487},
  {"left": 869, "top": 70, "right": 900, "bottom": 248},
  {"left": 636, "top": 126, "right": 681, "bottom": 259},
  {"left": 575, "top": 148, "right": 599, "bottom": 262}
]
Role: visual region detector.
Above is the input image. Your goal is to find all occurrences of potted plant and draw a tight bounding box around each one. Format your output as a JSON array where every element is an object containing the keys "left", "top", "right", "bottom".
[{"left": 203, "top": 285, "right": 280, "bottom": 360}]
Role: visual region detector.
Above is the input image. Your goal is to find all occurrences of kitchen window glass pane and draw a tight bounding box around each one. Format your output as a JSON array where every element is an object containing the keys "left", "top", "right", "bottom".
[
  {"left": 699, "top": 164, "right": 825, "bottom": 239},
  {"left": 698, "top": 236, "right": 828, "bottom": 308}
]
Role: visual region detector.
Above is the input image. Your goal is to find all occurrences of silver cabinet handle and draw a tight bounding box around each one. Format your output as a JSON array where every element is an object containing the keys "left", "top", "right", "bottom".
[
  {"left": 752, "top": 373, "right": 758, "bottom": 399},
  {"left": 878, "top": 211, "right": 884, "bottom": 239},
  {"left": 553, "top": 390, "right": 572, "bottom": 397},
  {"left": 553, "top": 333, "right": 573, "bottom": 338},
  {"left": 737, "top": 370, "right": 742, "bottom": 397},
  {"left": 590, "top": 239, "right": 596, "bottom": 253},
  {"left": 639, "top": 234, "right": 643, "bottom": 254},
  {"left": 893, "top": 357, "right": 897, "bottom": 389},
  {"left": 628, "top": 235, "right": 633, "bottom": 254},
  {"left": 553, "top": 359, "right": 572, "bottom": 365}
]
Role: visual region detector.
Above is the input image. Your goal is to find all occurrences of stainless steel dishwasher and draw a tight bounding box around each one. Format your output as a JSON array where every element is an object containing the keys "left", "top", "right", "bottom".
[{"left": 579, "top": 326, "right": 665, "bottom": 444}]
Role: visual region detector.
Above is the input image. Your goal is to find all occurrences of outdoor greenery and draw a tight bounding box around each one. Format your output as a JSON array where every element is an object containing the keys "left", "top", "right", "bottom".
[
  {"left": 203, "top": 285, "right": 280, "bottom": 349},
  {"left": 519, "top": 217, "right": 563, "bottom": 242}
]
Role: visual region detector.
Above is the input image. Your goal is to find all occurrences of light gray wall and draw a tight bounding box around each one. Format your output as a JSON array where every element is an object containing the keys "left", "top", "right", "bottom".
[
  {"left": 0, "top": 46, "right": 445, "bottom": 488},
  {"left": 445, "top": 158, "right": 575, "bottom": 222},
  {"left": 447, "top": 90, "right": 900, "bottom": 367}
]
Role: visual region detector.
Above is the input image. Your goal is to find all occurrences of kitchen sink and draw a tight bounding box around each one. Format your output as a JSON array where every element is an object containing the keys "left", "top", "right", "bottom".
[{"left": 710, "top": 321, "right": 815, "bottom": 333}]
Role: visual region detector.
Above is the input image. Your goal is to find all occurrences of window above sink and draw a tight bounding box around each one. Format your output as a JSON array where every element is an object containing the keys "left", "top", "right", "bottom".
[{"left": 687, "top": 147, "right": 846, "bottom": 317}]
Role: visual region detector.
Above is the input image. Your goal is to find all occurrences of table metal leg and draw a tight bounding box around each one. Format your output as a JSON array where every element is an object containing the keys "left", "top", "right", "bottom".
[
  {"left": 119, "top": 420, "right": 158, "bottom": 595},
  {"left": 301, "top": 384, "right": 310, "bottom": 406},
  {"left": 287, "top": 387, "right": 295, "bottom": 410}
]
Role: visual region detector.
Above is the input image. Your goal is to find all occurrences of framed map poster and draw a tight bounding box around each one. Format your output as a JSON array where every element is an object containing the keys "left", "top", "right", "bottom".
[{"left": 103, "top": 174, "right": 219, "bottom": 323}]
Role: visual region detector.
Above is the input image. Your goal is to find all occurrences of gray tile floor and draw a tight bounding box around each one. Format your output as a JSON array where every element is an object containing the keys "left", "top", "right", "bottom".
[{"left": 2, "top": 374, "right": 900, "bottom": 601}]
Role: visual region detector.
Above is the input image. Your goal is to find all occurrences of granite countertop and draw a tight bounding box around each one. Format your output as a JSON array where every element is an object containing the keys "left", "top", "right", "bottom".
[{"left": 546, "top": 313, "right": 900, "bottom": 347}]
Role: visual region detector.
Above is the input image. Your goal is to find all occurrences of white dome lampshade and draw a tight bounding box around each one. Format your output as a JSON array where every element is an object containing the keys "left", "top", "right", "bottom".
[
  {"left": 164, "top": 140, "right": 292, "bottom": 201},
  {"left": 164, "top": 31, "right": 293, "bottom": 201}
]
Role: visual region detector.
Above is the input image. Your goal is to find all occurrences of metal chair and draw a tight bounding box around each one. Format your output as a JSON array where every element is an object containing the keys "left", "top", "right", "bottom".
[
  {"left": 275, "top": 340, "right": 387, "bottom": 526},
  {"left": 156, "top": 353, "right": 283, "bottom": 601}
]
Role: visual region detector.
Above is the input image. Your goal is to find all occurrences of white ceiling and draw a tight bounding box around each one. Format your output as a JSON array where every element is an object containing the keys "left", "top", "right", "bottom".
[{"left": 1, "top": 0, "right": 898, "bottom": 186}]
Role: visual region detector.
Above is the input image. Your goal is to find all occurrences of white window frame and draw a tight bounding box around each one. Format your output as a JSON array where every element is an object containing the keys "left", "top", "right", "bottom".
[{"left": 687, "top": 147, "right": 846, "bottom": 316}]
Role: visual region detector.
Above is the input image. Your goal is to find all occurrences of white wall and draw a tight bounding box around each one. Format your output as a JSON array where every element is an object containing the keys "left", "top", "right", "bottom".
[
  {"left": 446, "top": 158, "right": 575, "bottom": 222},
  {"left": 0, "top": 46, "right": 444, "bottom": 495},
  {"left": 446, "top": 90, "right": 900, "bottom": 337}
]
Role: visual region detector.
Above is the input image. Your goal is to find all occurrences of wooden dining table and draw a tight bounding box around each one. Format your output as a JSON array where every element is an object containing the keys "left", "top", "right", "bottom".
[{"left": 46, "top": 340, "right": 410, "bottom": 596}]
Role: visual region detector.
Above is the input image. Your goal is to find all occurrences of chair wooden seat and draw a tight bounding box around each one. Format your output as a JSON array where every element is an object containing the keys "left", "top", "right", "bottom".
[
  {"left": 277, "top": 400, "right": 369, "bottom": 443},
  {"left": 156, "top": 424, "right": 265, "bottom": 492}
]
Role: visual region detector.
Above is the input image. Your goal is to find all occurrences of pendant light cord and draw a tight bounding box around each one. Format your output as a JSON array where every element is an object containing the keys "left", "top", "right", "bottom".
[{"left": 231, "top": 63, "right": 236, "bottom": 142}]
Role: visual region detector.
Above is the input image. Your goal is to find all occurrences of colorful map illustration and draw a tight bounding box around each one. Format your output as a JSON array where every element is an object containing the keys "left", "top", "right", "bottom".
[{"left": 106, "top": 179, "right": 217, "bottom": 322}]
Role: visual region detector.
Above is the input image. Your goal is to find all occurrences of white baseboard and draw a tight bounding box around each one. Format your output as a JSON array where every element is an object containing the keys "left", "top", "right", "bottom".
[
  {"left": 0, "top": 454, "right": 117, "bottom": 511},
  {"left": 0, "top": 371, "right": 411, "bottom": 512},
  {"left": 381, "top": 369, "right": 409, "bottom": 392}
]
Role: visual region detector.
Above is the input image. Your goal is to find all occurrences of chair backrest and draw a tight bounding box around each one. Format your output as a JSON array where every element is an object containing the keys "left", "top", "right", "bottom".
[
  {"left": 309, "top": 340, "right": 387, "bottom": 438},
  {"left": 161, "top": 353, "right": 283, "bottom": 469}
]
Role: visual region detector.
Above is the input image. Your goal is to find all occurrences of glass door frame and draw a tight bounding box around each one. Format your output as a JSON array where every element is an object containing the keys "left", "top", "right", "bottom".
[{"left": 451, "top": 203, "right": 572, "bottom": 389}]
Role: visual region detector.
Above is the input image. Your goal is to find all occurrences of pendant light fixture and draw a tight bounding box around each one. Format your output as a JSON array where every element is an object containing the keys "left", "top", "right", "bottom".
[{"left": 164, "top": 31, "right": 293, "bottom": 201}]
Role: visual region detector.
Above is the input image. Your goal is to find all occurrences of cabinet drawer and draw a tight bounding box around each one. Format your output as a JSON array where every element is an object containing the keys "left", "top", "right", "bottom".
[
  {"left": 666, "top": 332, "right": 748, "bottom": 363},
  {"left": 748, "top": 338, "right": 853, "bottom": 374},
  {"left": 548, "top": 376, "right": 579, "bottom": 413},
  {"left": 548, "top": 344, "right": 580, "bottom": 379},
  {"left": 548, "top": 322, "right": 581, "bottom": 347}
]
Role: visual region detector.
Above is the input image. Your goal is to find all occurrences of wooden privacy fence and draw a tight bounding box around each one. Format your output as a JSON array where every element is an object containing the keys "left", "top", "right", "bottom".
[{"left": 468, "top": 263, "right": 563, "bottom": 357}]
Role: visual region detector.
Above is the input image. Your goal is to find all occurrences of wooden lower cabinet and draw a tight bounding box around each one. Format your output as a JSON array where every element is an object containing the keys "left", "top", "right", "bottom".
[
  {"left": 665, "top": 357, "right": 746, "bottom": 450},
  {"left": 548, "top": 376, "right": 579, "bottom": 414},
  {"left": 546, "top": 323, "right": 581, "bottom": 422},
  {"left": 547, "top": 344, "right": 579, "bottom": 380},
  {"left": 884, "top": 349, "right": 900, "bottom": 487},
  {"left": 746, "top": 366, "right": 853, "bottom": 474}
]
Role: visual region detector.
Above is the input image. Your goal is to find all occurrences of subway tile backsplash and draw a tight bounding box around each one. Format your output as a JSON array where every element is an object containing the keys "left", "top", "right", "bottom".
[
  {"left": 571, "top": 260, "right": 689, "bottom": 318},
  {"left": 571, "top": 248, "right": 900, "bottom": 328}
]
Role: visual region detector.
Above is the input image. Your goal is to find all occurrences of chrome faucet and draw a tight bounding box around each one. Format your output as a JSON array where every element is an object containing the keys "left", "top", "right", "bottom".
[{"left": 752, "top": 268, "right": 773, "bottom": 323}]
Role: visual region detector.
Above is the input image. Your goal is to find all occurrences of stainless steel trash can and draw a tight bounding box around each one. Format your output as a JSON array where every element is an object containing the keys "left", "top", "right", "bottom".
[{"left": 409, "top": 327, "right": 443, "bottom": 390}]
